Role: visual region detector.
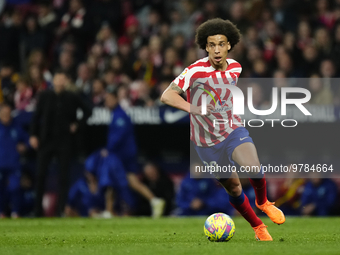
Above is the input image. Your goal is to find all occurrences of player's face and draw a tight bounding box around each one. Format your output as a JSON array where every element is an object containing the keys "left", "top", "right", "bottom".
[{"left": 206, "top": 35, "right": 231, "bottom": 69}]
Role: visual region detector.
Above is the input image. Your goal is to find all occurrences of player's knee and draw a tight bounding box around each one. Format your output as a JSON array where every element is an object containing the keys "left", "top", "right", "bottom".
[
  {"left": 244, "top": 159, "right": 260, "bottom": 168},
  {"left": 228, "top": 182, "right": 242, "bottom": 197}
]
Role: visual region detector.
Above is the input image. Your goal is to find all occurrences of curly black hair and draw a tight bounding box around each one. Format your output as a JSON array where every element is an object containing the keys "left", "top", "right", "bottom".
[{"left": 195, "top": 18, "right": 241, "bottom": 52}]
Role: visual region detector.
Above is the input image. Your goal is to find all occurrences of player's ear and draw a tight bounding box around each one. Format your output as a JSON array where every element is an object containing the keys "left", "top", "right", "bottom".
[
  {"left": 227, "top": 42, "right": 231, "bottom": 51},
  {"left": 206, "top": 44, "right": 209, "bottom": 53}
]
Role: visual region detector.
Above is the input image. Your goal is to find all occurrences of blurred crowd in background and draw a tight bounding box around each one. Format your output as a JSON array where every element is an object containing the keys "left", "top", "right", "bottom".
[
  {"left": 2, "top": 0, "right": 340, "bottom": 109},
  {"left": 0, "top": 0, "right": 339, "bottom": 218}
]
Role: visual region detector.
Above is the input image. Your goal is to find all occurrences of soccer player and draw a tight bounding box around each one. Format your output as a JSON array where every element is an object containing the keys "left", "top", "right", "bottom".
[
  {"left": 103, "top": 86, "right": 165, "bottom": 218},
  {"left": 161, "top": 18, "right": 285, "bottom": 241}
]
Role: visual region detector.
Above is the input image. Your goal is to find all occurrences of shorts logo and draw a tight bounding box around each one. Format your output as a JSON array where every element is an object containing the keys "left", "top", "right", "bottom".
[{"left": 240, "top": 137, "right": 248, "bottom": 141}]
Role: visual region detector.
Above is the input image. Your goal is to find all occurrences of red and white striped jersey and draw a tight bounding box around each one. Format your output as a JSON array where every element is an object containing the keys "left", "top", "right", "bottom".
[{"left": 173, "top": 57, "right": 243, "bottom": 147}]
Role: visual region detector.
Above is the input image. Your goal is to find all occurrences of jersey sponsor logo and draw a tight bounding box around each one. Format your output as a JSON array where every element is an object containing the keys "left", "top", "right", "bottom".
[
  {"left": 196, "top": 82, "right": 224, "bottom": 106},
  {"left": 196, "top": 81, "right": 233, "bottom": 113},
  {"left": 214, "top": 100, "right": 232, "bottom": 113}
]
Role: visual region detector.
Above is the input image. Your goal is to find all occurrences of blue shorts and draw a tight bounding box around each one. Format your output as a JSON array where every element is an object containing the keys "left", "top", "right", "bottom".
[{"left": 194, "top": 127, "right": 254, "bottom": 179}]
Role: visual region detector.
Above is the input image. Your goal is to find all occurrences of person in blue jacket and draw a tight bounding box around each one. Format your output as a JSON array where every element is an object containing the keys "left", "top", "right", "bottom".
[
  {"left": 0, "top": 104, "right": 29, "bottom": 218},
  {"left": 176, "top": 170, "right": 220, "bottom": 216},
  {"left": 101, "top": 86, "right": 165, "bottom": 218},
  {"left": 300, "top": 178, "right": 338, "bottom": 216},
  {"left": 83, "top": 149, "right": 135, "bottom": 217},
  {"left": 65, "top": 171, "right": 105, "bottom": 217},
  {"left": 7, "top": 171, "right": 35, "bottom": 217}
]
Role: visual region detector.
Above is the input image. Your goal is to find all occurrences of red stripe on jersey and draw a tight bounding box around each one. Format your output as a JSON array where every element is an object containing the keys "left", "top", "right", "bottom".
[
  {"left": 227, "top": 62, "right": 242, "bottom": 70},
  {"left": 220, "top": 72, "right": 229, "bottom": 84},
  {"left": 212, "top": 74, "right": 219, "bottom": 85},
  {"left": 192, "top": 114, "right": 208, "bottom": 147},
  {"left": 225, "top": 89, "right": 231, "bottom": 100},
  {"left": 186, "top": 90, "right": 191, "bottom": 104},
  {"left": 234, "top": 114, "right": 242, "bottom": 125},
  {"left": 177, "top": 78, "right": 185, "bottom": 89},
  {"left": 191, "top": 71, "right": 213, "bottom": 80},
  {"left": 188, "top": 59, "right": 211, "bottom": 70},
  {"left": 203, "top": 115, "right": 220, "bottom": 145}
]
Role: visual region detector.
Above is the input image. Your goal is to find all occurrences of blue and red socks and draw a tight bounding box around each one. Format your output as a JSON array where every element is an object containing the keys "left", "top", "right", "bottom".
[{"left": 229, "top": 190, "right": 263, "bottom": 227}]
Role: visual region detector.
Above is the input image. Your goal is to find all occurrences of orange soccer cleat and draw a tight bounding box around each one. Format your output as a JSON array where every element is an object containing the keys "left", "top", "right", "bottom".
[
  {"left": 253, "top": 223, "right": 273, "bottom": 241},
  {"left": 256, "top": 200, "right": 286, "bottom": 225}
]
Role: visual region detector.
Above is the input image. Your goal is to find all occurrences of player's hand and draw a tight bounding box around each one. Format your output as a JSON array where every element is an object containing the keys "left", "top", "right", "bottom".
[
  {"left": 29, "top": 136, "right": 39, "bottom": 150},
  {"left": 70, "top": 123, "right": 78, "bottom": 133},
  {"left": 16, "top": 143, "right": 27, "bottom": 154},
  {"left": 190, "top": 198, "right": 204, "bottom": 210},
  {"left": 101, "top": 149, "right": 108, "bottom": 158},
  {"left": 190, "top": 104, "right": 214, "bottom": 116}
]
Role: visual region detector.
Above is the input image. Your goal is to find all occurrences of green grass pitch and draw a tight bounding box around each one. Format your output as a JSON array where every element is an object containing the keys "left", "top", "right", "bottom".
[{"left": 0, "top": 217, "right": 339, "bottom": 255}]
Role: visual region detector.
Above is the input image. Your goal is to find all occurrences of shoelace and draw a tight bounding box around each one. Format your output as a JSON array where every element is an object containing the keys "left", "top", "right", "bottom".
[
  {"left": 261, "top": 201, "right": 275, "bottom": 208},
  {"left": 254, "top": 225, "right": 268, "bottom": 231}
]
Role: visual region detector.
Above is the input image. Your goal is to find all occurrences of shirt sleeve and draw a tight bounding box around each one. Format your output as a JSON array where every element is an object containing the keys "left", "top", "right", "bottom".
[
  {"left": 173, "top": 67, "right": 192, "bottom": 92},
  {"left": 227, "top": 60, "right": 242, "bottom": 85}
]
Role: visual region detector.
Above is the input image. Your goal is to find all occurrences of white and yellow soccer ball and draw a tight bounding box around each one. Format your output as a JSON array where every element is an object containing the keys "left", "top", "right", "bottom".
[{"left": 204, "top": 213, "right": 235, "bottom": 242}]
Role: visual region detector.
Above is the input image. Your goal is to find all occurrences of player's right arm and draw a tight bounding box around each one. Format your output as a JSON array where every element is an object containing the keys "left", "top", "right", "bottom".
[{"left": 160, "top": 82, "right": 213, "bottom": 115}]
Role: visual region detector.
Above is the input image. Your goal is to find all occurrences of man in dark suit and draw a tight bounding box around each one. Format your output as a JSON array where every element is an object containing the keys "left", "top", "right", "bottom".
[{"left": 29, "top": 70, "right": 92, "bottom": 217}]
